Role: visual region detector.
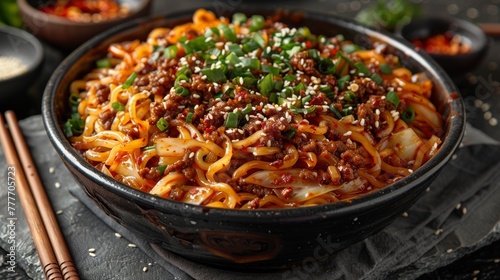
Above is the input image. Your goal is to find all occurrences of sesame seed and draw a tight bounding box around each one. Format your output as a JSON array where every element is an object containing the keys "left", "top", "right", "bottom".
[
  {"left": 267, "top": 140, "right": 271, "bottom": 147},
  {"left": 89, "top": 252, "right": 96, "bottom": 257},
  {"left": 128, "top": 243, "right": 137, "bottom": 248},
  {"left": 189, "top": 152, "right": 194, "bottom": 159},
  {"left": 201, "top": 75, "right": 207, "bottom": 80},
  {"left": 456, "top": 202, "right": 461, "bottom": 210},
  {"left": 49, "top": 167, "right": 55, "bottom": 173},
  {"left": 402, "top": 212, "right": 408, "bottom": 218},
  {"left": 434, "top": 228, "right": 443, "bottom": 235},
  {"left": 343, "top": 131, "right": 352, "bottom": 136},
  {"left": 446, "top": 249, "right": 453, "bottom": 253},
  {"left": 426, "top": 187, "right": 431, "bottom": 192},
  {"left": 375, "top": 109, "right": 380, "bottom": 115},
  {"left": 88, "top": 248, "right": 96, "bottom": 253},
  {"left": 55, "top": 182, "right": 61, "bottom": 188},
  {"left": 489, "top": 118, "right": 498, "bottom": 126},
  {"left": 193, "top": 94, "right": 200, "bottom": 98},
  {"left": 375, "top": 121, "right": 380, "bottom": 128},
  {"left": 143, "top": 267, "right": 148, "bottom": 272},
  {"left": 56, "top": 210, "right": 63, "bottom": 215},
  {"left": 462, "top": 207, "right": 467, "bottom": 215},
  {"left": 452, "top": 154, "right": 458, "bottom": 160},
  {"left": 360, "top": 118, "right": 366, "bottom": 126},
  {"left": 115, "top": 232, "right": 122, "bottom": 238},
  {"left": 408, "top": 169, "right": 413, "bottom": 173}
]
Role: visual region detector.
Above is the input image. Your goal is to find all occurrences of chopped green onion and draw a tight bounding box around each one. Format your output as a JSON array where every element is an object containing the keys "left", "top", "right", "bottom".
[
  {"left": 258, "top": 73, "right": 274, "bottom": 96},
  {"left": 96, "top": 58, "right": 111, "bottom": 68},
  {"left": 305, "top": 106, "right": 316, "bottom": 114},
  {"left": 242, "top": 41, "right": 260, "bottom": 53},
  {"left": 232, "top": 13, "right": 247, "bottom": 25},
  {"left": 112, "top": 101, "right": 125, "bottom": 111},
  {"left": 308, "top": 49, "right": 320, "bottom": 61},
  {"left": 262, "top": 64, "right": 280, "bottom": 76},
  {"left": 269, "top": 92, "right": 278, "bottom": 104},
  {"left": 253, "top": 32, "right": 266, "bottom": 48},
  {"left": 284, "top": 74, "right": 296, "bottom": 82},
  {"left": 294, "top": 83, "right": 306, "bottom": 94},
  {"left": 204, "top": 27, "right": 220, "bottom": 41},
  {"left": 283, "top": 127, "right": 297, "bottom": 138},
  {"left": 225, "top": 52, "right": 240, "bottom": 66},
  {"left": 274, "top": 80, "right": 284, "bottom": 91},
  {"left": 156, "top": 118, "right": 169, "bottom": 131},
  {"left": 298, "top": 27, "right": 312, "bottom": 40},
  {"left": 303, "top": 94, "right": 312, "bottom": 103},
  {"left": 354, "top": 62, "right": 370, "bottom": 76},
  {"left": 63, "top": 118, "right": 85, "bottom": 137},
  {"left": 242, "top": 103, "right": 253, "bottom": 114},
  {"left": 318, "top": 59, "right": 335, "bottom": 74},
  {"left": 386, "top": 91, "right": 400, "bottom": 108},
  {"left": 249, "top": 15, "right": 265, "bottom": 32},
  {"left": 337, "top": 75, "right": 350, "bottom": 90},
  {"left": 201, "top": 68, "right": 227, "bottom": 83},
  {"left": 186, "top": 112, "right": 194, "bottom": 123},
  {"left": 156, "top": 165, "right": 167, "bottom": 174},
  {"left": 401, "top": 106, "right": 415, "bottom": 123},
  {"left": 343, "top": 91, "right": 357, "bottom": 102},
  {"left": 241, "top": 57, "right": 261, "bottom": 70},
  {"left": 370, "top": 73, "right": 384, "bottom": 85},
  {"left": 219, "top": 24, "right": 237, "bottom": 42},
  {"left": 187, "top": 36, "right": 214, "bottom": 52},
  {"left": 342, "top": 105, "right": 353, "bottom": 115},
  {"left": 164, "top": 45, "right": 178, "bottom": 58},
  {"left": 144, "top": 145, "right": 156, "bottom": 151},
  {"left": 225, "top": 112, "right": 239, "bottom": 128},
  {"left": 228, "top": 44, "right": 244, "bottom": 56},
  {"left": 175, "top": 74, "right": 189, "bottom": 87},
  {"left": 320, "top": 85, "right": 335, "bottom": 100},
  {"left": 329, "top": 104, "right": 343, "bottom": 119},
  {"left": 69, "top": 93, "right": 80, "bottom": 106},
  {"left": 341, "top": 44, "right": 360, "bottom": 54},
  {"left": 286, "top": 45, "right": 302, "bottom": 58},
  {"left": 122, "top": 72, "right": 137, "bottom": 89},
  {"left": 379, "top": 63, "right": 392, "bottom": 75},
  {"left": 175, "top": 86, "right": 190, "bottom": 97},
  {"left": 176, "top": 65, "right": 191, "bottom": 77}
]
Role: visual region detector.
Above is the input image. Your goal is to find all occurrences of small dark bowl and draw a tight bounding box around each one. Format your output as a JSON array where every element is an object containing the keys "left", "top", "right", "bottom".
[
  {"left": 398, "top": 16, "right": 489, "bottom": 77},
  {"left": 42, "top": 9, "right": 465, "bottom": 269},
  {"left": 17, "top": 0, "right": 152, "bottom": 50},
  {"left": 0, "top": 26, "right": 43, "bottom": 101}
]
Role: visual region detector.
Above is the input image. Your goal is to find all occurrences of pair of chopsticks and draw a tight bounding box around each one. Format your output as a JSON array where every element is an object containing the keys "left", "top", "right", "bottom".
[{"left": 0, "top": 111, "right": 79, "bottom": 280}]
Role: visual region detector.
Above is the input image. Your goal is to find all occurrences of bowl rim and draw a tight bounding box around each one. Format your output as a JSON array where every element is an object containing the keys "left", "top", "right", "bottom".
[
  {"left": 17, "top": 0, "right": 152, "bottom": 27},
  {"left": 0, "top": 25, "right": 44, "bottom": 82},
  {"left": 42, "top": 8, "right": 466, "bottom": 221}
]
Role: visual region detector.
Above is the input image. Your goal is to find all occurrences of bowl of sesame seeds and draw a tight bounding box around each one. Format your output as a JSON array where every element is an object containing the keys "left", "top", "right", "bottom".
[
  {"left": 0, "top": 25, "right": 44, "bottom": 101},
  {"left": 42, "top": 7, "right": 465, "bottom": 269}
]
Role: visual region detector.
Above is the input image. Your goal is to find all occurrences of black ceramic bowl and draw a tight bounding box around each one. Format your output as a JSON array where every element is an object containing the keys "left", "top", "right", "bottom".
[
  {"left": 398, "top": 16, "right": 489, "bottom": 77},
  {"left": 0, "top": 26, "right": 43, "bottom": 101},
  {"left": 42, "top": 9, "right": 465, "bottom": 269}
]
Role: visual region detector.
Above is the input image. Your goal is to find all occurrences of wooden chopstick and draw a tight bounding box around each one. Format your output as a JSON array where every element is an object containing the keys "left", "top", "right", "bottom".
[{"left": 0, "top": 111, "right": 79, "bottom": 280}]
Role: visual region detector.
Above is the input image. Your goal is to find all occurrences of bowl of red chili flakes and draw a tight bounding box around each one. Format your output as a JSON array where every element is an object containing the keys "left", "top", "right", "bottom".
[
  {"left": 398, "top": 16, "right": 489, "bottom": 77},
  {"left": 17, "top": 0, "right": 152, "bottom": 50}
]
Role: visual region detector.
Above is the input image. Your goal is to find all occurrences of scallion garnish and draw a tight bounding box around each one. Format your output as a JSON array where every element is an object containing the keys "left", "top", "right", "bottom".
[
  {"left": 341, "top": 44, "right": 360, "bottom": 54},
  {"left": 164, "top": 45, "right": 178, "bottom": 58},
  {"left": 242, "top": 41, "right": 260, "bottom": 53},
  {"left": 249, "top": 15, "right": 265, "bottom": 32},
  {"left": 262, "top": 64, "right": 280, "bottom": 76},
  {"left": 379, "top": 63, "right": 392, "bottom": 75},
  {"left": 156, "top": 165, "right": 167, "bottom": 174},
  {"left": 386, "top": 91, "right": 400, "bottom": 108},
  {"left": 175, "top": 86, "right": 190, "bottom": 97},
  {"left": 69, "top": 93, "right": 80, "bottom": 106},
  {"left": 343, "top": 91, "right": 357, "bottom": 102},
  {"left": 337, "top": 75, "right": 350, "bottom": 90},
  {"left": 253, "top": 32, "right": 266, "bottom": 48},
  {"left": 320, "top": 85, "right": 335, "bottom": 100},
  {"left": 175, "top": 74, "right": 189, "bottom": 87},
  {"left": 156, "top": 118, "right": 169, "bottom": 131},
  {"left": 370, "top": 73, "right": 384, "bottom": 85},
  {"left": 401, "top": 106, "right": 415, "bottom": 123},
  {"left": 232, "top": 13, "right": 247, "bottom": 25},
  {"left": 318, "top": 59, "right": 335, "bottom": 74},
  {"left": 329, "top": 104, "right": 343, "bottom": 119},
  {"left": 63, "top": 118, "right": 85, "bottom": 137},
  {"left": 269, "top": 92, "right": 278, "bottom": 104},
  {"left": 186, "top": 112, "right": 194, "bottom": 123},
  {"left": 228, "top": 44, "right": 244, "bottom": 56},
  {"left": 354, "top": 62, "right": 370, "bottom": 76},
  {"left": 258, "top": 73, "right": 274, "bottom": 96},
  {"left": 283, "top": 127, "right": 297, "bottom": 138},
  {"left": 122, "top": 72, "right": 137, "bottom": 89},
  {"left": 242, "top": 103, "right": 253, "bottom": 114},
  {"left": 112, "top": 101, "right": 125, "bottom": 111},
  {"left": 96, "top": 58, "right": 111, "bottom": 68},
  {"left": 219, "top": 24, "right": 237, "bottom": 42},
  {"left": 201, "top": 68, "right": 227, "bottom": 83},
  {"left": 225, "top": 112, "right": 239, "bottom": 128}
]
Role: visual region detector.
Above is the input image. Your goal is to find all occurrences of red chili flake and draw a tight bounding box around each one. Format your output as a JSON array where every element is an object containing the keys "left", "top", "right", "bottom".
[{"left": 330, "top": 48, "right": 339, "bottom": 56}]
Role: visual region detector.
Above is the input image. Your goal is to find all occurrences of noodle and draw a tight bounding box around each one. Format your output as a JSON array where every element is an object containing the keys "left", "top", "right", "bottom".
[{"left": 64, "top": 9, "right": 444, "bottom": 209}]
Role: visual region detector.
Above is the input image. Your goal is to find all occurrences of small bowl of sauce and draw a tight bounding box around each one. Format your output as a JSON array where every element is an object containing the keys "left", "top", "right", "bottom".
[
  {"left": 399, "top": 16, "right": 489, "bottom": 77},
  {"left": 37, "top": 0, "right": 131, "bottom": 23}
]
